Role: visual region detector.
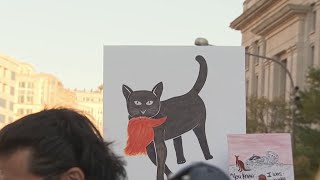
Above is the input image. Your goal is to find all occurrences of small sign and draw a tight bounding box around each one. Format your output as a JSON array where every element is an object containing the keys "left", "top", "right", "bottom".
[{"left": 227, "top": 133, "right": 294, "bottom": 180}]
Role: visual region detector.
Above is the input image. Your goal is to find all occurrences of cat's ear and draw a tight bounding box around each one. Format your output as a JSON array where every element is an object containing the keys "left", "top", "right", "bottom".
[
  {"left": 152, "top": 82, "right": 163, "bottom": 98},
  {"left": 122, "top": 84, "right": 133, "bottom": 100}
]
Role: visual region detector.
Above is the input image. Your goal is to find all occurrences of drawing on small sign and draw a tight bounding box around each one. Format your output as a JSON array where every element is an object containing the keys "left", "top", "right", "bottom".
[{"left": 227, "top": 134, "right": 294, "bottom": 180}]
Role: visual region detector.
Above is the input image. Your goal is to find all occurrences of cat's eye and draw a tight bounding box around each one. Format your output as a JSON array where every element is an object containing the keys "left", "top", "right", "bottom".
[
  {"left": 146, "top": 101, "right": 153, "bottom": 105},
  {"left": 134, "top": 101, "right": 142, "bottom": 105}
]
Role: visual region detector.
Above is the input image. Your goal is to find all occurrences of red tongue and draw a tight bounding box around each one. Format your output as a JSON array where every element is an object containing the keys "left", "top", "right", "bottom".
[{"left": 124, "top": 116, "right": 167, "bottom": 156}]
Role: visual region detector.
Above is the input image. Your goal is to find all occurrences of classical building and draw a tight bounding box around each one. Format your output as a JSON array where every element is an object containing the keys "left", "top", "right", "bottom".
[
  {"left": 0, "top": 53, "right": 103, "bottom": 134},
  {"left": 0, "top": 54, "right": 19, "bottom": 129},
  {"left": 73, "top": 86, "right": 103, "bottom": 134},
  {"left": 15, "top": 63, "right": 77, "bottom": 118},
  {"left": 231, "top": 0, "right": 320, "bottom": 100}
]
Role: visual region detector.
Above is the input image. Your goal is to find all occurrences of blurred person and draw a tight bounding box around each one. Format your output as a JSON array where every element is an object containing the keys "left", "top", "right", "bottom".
[
  {"left": 316, "top": 167, "right": 320, "bottom": 180},
  {"left": 0, "top": 108, "right": 126, "bottom": 180}
]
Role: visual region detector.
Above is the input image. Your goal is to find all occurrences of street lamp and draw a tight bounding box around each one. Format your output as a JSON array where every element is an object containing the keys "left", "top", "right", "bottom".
[
  {"left": 194, "top": 37, "right": 210, "bottom": 46},
  {"left": 194, "top": 38, "right": 299, "bottom": 149}
]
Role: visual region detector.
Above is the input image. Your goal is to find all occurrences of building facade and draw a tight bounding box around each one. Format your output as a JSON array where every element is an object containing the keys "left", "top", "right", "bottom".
[
  {"left": 14, "top": 63, "right": 77, "bottom": 118},
  {"left": 0, "top": 54, "right": 19, "bottom": 129},
  {"left": 231, "top": 0, "right": 320, "bottom": 100},
  {"left": 0, "top": 53, "right": 103, "bottom": 134},
  {"left": 73, "top": 87, "right": 103, "bottom": 134}
]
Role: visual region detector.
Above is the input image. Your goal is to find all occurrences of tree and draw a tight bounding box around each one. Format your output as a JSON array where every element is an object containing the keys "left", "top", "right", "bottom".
[
  {"left": 299, "top": 68, "right": 320, "bottom": 124},
  {"left": 246, "top": 96, "right": 289, "bottom": 133},
  {"left": 246, "top": 68, "right": 320, "bottom": 179},
  {"left": 294, "top": 67, "right": 320, "bottom": 178}
]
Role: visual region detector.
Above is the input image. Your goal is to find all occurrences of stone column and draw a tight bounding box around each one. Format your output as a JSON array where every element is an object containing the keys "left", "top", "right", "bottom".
[
  {"left": 263, "top": 62, "right": 271, "bottom": 100},
  {"left": 248, "top": 45, "right": 256, "bottom": 96},
  {"left": 269, "top": 57, "right": 280, "bottom": 101},
  {"left": 258, "top": 38, "right": 266, "bottom": 98},
  {"left": 291, "top": 50, "right": 299, "bottom": 87},
  {"left": 296, "top": 14, "right": 307, "bottom": 88}
]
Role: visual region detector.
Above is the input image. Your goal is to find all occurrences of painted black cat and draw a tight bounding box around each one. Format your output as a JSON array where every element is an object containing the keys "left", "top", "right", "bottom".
[{"left": 122, "top": 55, "right": 213, "bottom": 180}]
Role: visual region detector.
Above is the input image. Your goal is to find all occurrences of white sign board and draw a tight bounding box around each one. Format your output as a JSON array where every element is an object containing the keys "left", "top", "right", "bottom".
[{"left": 103, "top": 46, "right": 246, "bottom": 180}]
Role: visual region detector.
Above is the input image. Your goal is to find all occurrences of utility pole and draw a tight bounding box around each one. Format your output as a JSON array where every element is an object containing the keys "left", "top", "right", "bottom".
[{"left": 245, "top": 52, "right": 299, "bottom": 150}]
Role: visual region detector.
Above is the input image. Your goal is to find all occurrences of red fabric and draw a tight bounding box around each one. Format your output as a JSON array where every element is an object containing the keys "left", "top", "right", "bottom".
[{"left": 124, "top": 116, "right": 167, "bottom": 156}]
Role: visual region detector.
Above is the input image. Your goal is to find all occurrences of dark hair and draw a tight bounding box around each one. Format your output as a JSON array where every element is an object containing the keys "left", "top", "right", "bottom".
[
  {"left": 169, "top": 162, "right": 229, "bottom": 180},
  {"left": 0, "top": 108, "right": 126, "bottom": 180}
]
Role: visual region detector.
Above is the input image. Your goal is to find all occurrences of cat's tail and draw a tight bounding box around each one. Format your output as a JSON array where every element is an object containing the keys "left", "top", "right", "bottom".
[{"left": 189, "top": 55, "right": 208, "bottom": 94}]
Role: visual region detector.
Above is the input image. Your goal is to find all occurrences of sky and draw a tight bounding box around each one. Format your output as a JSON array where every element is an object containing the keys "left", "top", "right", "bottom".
[{"left": 0, "top": 0, "right": 243, "bottom": 89}]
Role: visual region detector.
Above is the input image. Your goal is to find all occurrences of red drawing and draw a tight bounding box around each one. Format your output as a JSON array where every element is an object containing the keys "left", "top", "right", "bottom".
[
  {"left": 124, "top": 116, "right": 167, "bottom": 156},
  {"left": 235, "top": 155, "right": 249, "bottom": 172}
]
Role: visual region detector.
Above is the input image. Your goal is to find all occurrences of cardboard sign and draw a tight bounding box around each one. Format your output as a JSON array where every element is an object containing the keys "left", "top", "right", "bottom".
[
  {"left": 103, "top": 46, "right": 246, "bottom": 180},
  {"left": 227, "top": 133, "right": 294, "bottom": 180}
]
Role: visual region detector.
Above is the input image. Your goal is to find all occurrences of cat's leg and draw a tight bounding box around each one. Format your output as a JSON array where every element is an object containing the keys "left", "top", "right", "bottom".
[
  {"left": 173, "top": 136, "right": 186, "bottom": 164},
  {"left": 146, "top": 142, "right": 172, "bottom": 177},
  {"left": 193, "top": 123, "right": 213, "bottom": 160},
  {"left": 154, "top": 127, "right": 168, "bottom": 180}
]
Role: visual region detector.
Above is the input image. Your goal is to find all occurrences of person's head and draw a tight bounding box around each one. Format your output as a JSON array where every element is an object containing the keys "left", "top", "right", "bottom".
[
  {"left": 0, "top": 108, "right": 126, "bottom": 180},
  {"left": 316, "top": 167, "right": 320, "bottom": 180},
  {"left": 168, "top": 162, "right": 229, "bottom": 180}
]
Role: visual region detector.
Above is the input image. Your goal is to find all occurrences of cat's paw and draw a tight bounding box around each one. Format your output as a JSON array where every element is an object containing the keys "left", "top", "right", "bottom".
[
  {"left": 205, "top": 154, "right": 213, "bottom": 160},
  {"left": 177, "top": 160, "right": 186, "bottom": 164},
  {"left": 177, "top": 159, "right": 186, "bottom": 164}
]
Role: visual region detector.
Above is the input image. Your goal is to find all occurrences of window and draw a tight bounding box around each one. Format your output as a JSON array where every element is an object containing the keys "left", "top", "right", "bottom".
[
  {"left": 10, "top": 86, "right": 15, "bottom": 96},
  {"left": 26, "top": 109, "right": 32, "bottom": 114},
  {"left": 312, "top": 10, "right": 317, "bottom": 32},
  {"left": 254, "top": 75, "right": 259, "bottom": 97},
  {"left": 262, "top": 67, "right": 266, "bottom": 96},
  {"left": 3, "top": 68, "right": 7, "bottom": 77},
  {"left": 311, "top": 45, "right": 315, "bottom": 66},
  {"left": 0, "top": 98, "right": 6, "bottom": 108},
  {"left": 246, "top": 79, "right": 249, "bottom": 96},
  {"left": 255, "top": 45, "right": 260, "bottom": 65},
  {"left": 18, "top": 96, "right": 25, "bottom": 103},
  {"left": 280, "top": 59, "right": 287, "bottom": 99},
  {"left": 18, "top": 109, "right": 24, "bottom": 116},
  {"left": 11, "top": 71, "right": 16, "bottom": 80},
  {"left": 267, "top": 65, "right": 271, "bottom": 98},
  {"left": 27, "top": 96, "right": 33, "bottom": 104},
  {"left": 2, "top": 84, "right": 6, "bottom": 93},
  {"left": 245, "top": 47, "right": 250, "bottom": 70},
  {"left": 0, "top": 114, "right": 5, "bottom": 123},
  {"left": 19, "top": 82, "right": 26, "bottom": 88},
  {"left": 9, "top": 102, "right": 14, "bottom": 111}
]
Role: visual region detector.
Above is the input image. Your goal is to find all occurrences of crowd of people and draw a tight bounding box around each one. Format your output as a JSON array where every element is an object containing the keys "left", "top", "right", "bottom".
[{"left": 1, "top": 108, "right": 290, "bottom": 180}]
